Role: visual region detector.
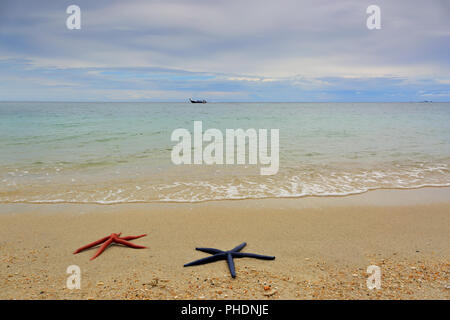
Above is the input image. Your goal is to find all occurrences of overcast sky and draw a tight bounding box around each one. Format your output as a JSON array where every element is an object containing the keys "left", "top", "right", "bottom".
[{"left": 0, "top": 0, "right": 449, "bottom": 101}]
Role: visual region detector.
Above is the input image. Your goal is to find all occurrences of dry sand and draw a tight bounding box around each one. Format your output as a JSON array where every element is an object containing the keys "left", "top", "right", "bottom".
[{"left": 0, "top": 187, "right": 449, "bottom": 300}]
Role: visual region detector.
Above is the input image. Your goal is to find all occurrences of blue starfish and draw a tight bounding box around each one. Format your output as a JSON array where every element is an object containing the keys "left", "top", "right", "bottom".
[{"left": 184, "top": 242, "right": 275, "bottom": 278}]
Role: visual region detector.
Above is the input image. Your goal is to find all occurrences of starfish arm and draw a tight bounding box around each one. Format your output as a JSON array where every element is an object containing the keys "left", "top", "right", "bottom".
[
  {"left": 230, "top": 242, "right": 247, "bottom": 253},
  {"left": 233, "top": 252, "right": 275, "bottom": 260},
  {"left": 73, "top": 235, "right": 111, "bottom": 254},
  {"left": 226, "top": 253, "right": 236, "bottom": 278},
  {"left": 195, "top": 247, "right": 224, "bottom": 254},
  {"left": 120, "top": 234, "right": 147, "bottom": 241},
  {"left": 90, "top": 238, "right": 113, "bottom": 260},
  {"left": 114, "top": 238, "right": 147, "bottom": 249},
  {"left": 184, "top": 253, "right": 226, "bottom": 267}
]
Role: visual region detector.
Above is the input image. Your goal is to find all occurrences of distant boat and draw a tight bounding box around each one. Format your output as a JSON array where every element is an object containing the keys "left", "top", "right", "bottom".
[{"left": 190, "top": 98, "right": 207, "bottom": 104}]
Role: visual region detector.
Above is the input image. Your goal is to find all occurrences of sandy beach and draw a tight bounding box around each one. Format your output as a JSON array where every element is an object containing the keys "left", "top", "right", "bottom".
[
  {"left": 2, "top": 0, "right": 450, "bottom": 306},
  {"left": 0, "top": 187, "right": 449, "bottom": 300}
]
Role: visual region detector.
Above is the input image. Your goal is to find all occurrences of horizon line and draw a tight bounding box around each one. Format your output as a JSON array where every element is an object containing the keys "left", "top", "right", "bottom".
[{"left": 0, "top": 100, "right": 447, "bottom": 104}]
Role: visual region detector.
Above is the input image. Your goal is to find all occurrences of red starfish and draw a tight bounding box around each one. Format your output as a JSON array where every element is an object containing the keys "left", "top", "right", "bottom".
[{"left": 73, "top": 233, "right": 147, "bottom": 260}]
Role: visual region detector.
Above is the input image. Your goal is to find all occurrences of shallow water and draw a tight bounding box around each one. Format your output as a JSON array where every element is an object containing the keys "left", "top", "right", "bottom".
[{"left": 0, "top": 102, "right": 449, "bottom": 203}]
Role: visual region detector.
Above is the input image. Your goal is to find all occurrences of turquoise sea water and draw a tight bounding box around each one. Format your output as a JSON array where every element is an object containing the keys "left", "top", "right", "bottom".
[{"left": 0, "top": 102, "right": 449, "bottom": 203}]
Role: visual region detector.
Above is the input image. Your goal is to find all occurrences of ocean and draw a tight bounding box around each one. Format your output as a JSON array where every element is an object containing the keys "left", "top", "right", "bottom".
[{"left": 0, "top": 102, "right": 449, "bottom": 203}]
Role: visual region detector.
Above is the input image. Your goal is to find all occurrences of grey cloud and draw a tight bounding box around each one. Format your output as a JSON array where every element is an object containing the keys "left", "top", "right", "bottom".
[{"left": 0, "top": 0, "right": 449, "bottom": 101}]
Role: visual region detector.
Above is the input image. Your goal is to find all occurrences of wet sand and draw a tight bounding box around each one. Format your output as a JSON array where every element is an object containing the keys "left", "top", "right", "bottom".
[{"left": 0, "top": 187, "right": 449, "bottom": 300}]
